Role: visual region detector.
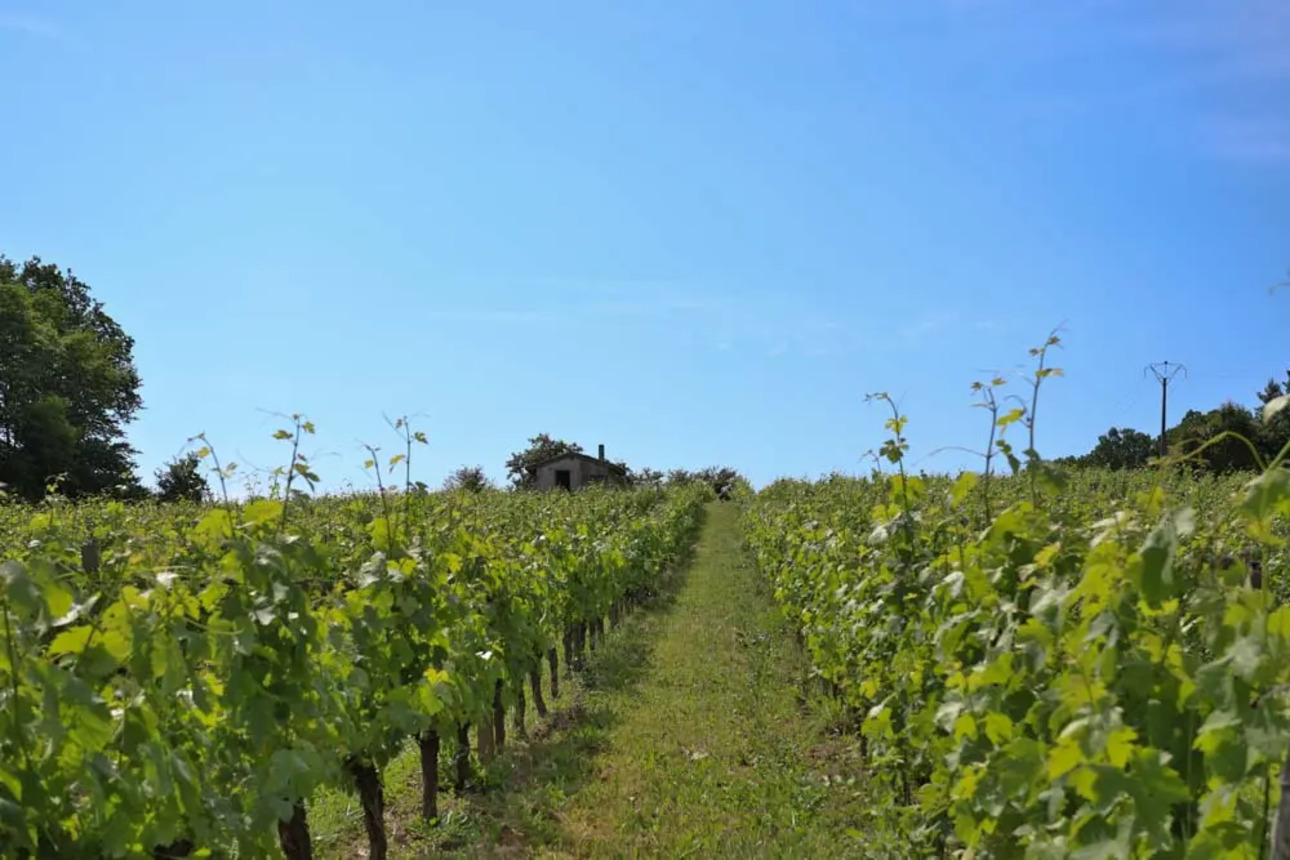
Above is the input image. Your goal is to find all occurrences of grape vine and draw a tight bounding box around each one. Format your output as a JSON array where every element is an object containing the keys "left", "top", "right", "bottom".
[
  {"left": 0, "top": 431, "right": 708, "bottom": 859},
  {"left": 746, "top": 356, "right": 1290, "bottom": 857}
]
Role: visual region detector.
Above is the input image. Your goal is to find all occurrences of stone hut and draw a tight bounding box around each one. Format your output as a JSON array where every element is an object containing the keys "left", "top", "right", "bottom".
[{"left": 533, "top": 444, "right": 627, "bottom": 491}]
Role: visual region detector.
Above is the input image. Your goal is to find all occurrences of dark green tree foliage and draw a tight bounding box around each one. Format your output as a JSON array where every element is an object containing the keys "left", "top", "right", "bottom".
[
  {"left": 1069, "top": 371, "right": 1290, "bottom": 475},
  {"left": 1083, "top": 427, "right": 1156, "bottom": 470},
  {"left": 630, "top": 467, "right": 665, "bottom": 488},
  {"left": 0, "top": 255, "right": 144, "bottom": 499},
  {"left": 1169, "top": 401, "right": 1264, "bottom": 473},
  {"left": 155, "top": 452, "right": 210, "bottom": 503},
  {"left": 1257, "top": 374, "right": 1290, "bottom": 405},
  {"left": 443, "top": 465, "right": 493, "bottom": 492},
  {"left": 664, "top": 466, "right": 746, "bottom": 500},
  {"left": 1255, "top": 371, "right": 1290, "bottom": 461},
  {"left": 505, "top": 434, "right": 583, "bottom": 488}
]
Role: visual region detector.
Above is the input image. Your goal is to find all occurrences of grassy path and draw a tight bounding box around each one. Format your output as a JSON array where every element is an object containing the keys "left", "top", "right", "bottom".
[
  {"left": 542, "top": 501, "right": 862, "bottom": 858},
  {"left": 317, "top": 502, "right": 865, "bottom": 858}
]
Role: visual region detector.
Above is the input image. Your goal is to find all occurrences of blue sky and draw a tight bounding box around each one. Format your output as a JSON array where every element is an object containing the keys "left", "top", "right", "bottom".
[{"left": 2, "top": 1, "right": 1287, "bottom": 492}]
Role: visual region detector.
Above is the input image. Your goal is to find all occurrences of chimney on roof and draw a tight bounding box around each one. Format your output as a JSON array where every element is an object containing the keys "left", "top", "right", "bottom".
[{"left": 598, "top": 443, "right": 605, "bottom": 461}]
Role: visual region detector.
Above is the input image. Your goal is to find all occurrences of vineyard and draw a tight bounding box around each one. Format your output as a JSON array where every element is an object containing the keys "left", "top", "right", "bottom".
[
  {"left": 746, "top": 417, "right": 1290, "bottom": 856},
  {"left": 0, "top": 445, "right": 709, "bottom": 858},
  {"left": 4, "top": 386, "right": 1290, "bottom": 858}
]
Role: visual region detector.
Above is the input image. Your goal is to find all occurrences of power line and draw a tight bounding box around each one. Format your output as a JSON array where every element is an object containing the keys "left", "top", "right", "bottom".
[{"left": 1145, "top": 361, "right": 1187, "bottom": 457}]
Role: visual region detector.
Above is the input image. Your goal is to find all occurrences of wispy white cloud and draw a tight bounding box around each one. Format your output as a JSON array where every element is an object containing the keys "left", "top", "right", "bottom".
[
  {"left": 765, "top": 341, "right": 848, "bottom": 359},
  {"left": 1120, "top": 1, "right": 1290, "bottom": 67},
  {"left": 898, "top": 312, "right": 956, "bottom": 342},
  {"left": 961, "top": 0, "right": 1290, "bottom": 88},
  {"left": 896, "top": 310, "right": 1005, "bottom": 344},
  {"left": 1107, "top": 2, "right": 1290, "bottom": 111},
  {"left": 953, "top": 1, "right": 1289, "bottom": 166},
  {"left": 0, "top": 13, "right": 62, "bottom": 39},
  {"left": 427, "top": 282, "right": 900, "bottom": 361},
  {"left": 420, "top": 291, "right": 724, "bottom": 326},
  {"left": 1117, "top": 4, "right": 1287, "bottom": 165},
  {"left": 420, "top": 308, "right": 564, "bottom": 324},
  {"left": 1203, "top": 118, "right": 1290, "bottom": 165}
]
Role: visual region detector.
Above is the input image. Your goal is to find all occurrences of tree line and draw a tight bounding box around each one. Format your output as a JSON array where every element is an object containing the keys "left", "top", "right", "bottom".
[
  {"left": 1058, "top": 373, "right": 1290, "bottom": 473},
  {"left": 0, "top": 252, "right": 747, "bottom": 503},
  {"left": 2, "top": 250, "right": 1282, "bottom": 502},
  {"left": 445, "top": 433, "right": 747, "bottom": 499}
]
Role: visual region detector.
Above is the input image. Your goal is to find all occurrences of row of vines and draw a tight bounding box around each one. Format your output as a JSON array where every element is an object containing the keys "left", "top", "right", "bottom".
[
  {"left": 746, "top": 353, "right": 1290, "bottom": 857},
  {"left": 0, "top": 434, "right": 709, "bottom": 859}
]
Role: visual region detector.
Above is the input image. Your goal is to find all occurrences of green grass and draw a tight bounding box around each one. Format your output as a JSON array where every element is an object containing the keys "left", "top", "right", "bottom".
[{"left": 315, "top": 502, "right": 872, "bottom": 858}]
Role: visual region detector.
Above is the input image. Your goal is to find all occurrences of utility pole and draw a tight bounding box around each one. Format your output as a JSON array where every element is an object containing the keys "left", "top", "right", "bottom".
[{"left": 1145, "top": 361, "right": 1187, "bottom": 457}]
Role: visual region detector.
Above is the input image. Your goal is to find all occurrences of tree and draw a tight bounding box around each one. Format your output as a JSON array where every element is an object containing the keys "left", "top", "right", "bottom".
[
  {"left": 505, "top": 434, "right": 583, "bottom": 489},
  {"left": 1169, "top": 401, "right": 1263, "bottom": 473},
  {"left": 1066, "top": 366, "right": 1290, "bottom": 476},
  {"left": 664, "top": 466, "right": 746, "bottom": 499},
  {"left": 693, "top": 466, "right": 745, "bottom": 500},
  {"left": 1083, "top": 427, "right": 1156, "bottom": 470},
  {"left": 1257, "top": 373, "right": 1290, "bottom": 407},
  {"left": 444, "top": 465, "right": 493, "bottom": 492},
  {"left": 155, "top": 452, "right": 210, "bottom": 503},
  {"left": 630, "top": 467, "right": 665, "bottom": 488},
  {"left": 1256, "top": 371, "right": 1290, "bottom": 463},
  {"left": 0, "top": 255, "right": 144, "bottom": 499},
  {"left": 665, "top": 468, "right": 695, "bottom": 486}
]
